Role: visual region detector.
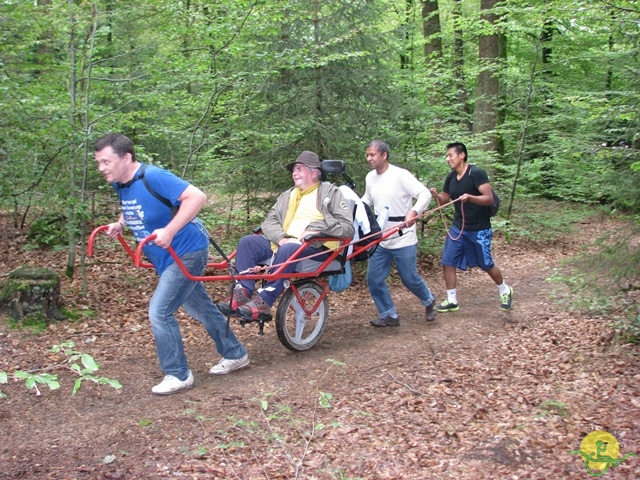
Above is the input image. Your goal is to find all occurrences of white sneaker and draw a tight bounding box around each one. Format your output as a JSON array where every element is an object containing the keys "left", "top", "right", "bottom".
[
  {"left": 209, "top": 354, "right": 249, "bottom": 375},
  {"left": 151, "top": 370, "right": 194, "bottom": 395}
]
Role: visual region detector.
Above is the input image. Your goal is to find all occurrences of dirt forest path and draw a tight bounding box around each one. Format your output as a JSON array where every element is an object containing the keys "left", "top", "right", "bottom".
[{"left": 0, "top": 215, "right": 639, "bottom": 479}]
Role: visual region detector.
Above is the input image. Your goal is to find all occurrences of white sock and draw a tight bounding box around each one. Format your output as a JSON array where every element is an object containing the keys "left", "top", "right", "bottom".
[
  {"left": 498, "top": 282, "right": 510, "bottom": 295},
  {"left": 447, "top": 289, "right": 457, "bottom": 304}
]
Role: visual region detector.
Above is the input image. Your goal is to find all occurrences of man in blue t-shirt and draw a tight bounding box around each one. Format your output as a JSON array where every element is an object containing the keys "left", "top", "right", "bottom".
[
  {"left": 430, "top": 142, "right": 513, "bottom": 312},
  {"left": 94, "top": 133, "right": 248, "bottom": 395}
]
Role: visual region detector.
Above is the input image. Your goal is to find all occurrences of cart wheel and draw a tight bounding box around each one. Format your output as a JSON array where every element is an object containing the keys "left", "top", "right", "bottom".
[{"left": 275, "top": 281, "right": 329, "bottom": 351}]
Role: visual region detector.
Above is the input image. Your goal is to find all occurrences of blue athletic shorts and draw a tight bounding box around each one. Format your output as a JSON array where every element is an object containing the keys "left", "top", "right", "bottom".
[{"left": 441, "top": 226, "right": 495, "bottom": 271}]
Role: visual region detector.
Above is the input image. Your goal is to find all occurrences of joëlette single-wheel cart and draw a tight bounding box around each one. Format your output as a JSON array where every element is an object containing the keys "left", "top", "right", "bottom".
[{"left": 87, "top": 160, "right": 404, "bottom": 352}]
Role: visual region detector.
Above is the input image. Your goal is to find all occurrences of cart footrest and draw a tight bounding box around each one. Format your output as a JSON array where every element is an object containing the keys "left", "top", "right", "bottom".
[{"left": 239, "top": 315, "right": 272, "bottom": 335}]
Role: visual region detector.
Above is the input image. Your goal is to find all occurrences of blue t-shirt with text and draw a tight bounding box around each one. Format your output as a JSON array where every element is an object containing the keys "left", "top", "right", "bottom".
[{"left": 114, "top": 164, "right": 208, "bottom": 275}]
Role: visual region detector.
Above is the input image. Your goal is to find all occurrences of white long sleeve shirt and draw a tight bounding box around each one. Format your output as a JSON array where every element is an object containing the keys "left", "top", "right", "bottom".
[{"left": 361, "top": 164, "right": 432, "bottom": 249}]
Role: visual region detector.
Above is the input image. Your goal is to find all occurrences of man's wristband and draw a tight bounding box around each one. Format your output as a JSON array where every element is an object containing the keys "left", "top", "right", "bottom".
[{"left": 118, "top": 221, "right": 125, "bottom": 229}]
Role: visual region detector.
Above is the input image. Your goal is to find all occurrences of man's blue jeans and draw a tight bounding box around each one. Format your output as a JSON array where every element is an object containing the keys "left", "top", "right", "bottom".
[
  {"left": 366, "top": 244, "right": 435, "bottom": 319},
  {"left": 234, "top": 234, "right": 326, "bottom": 305},
  {"left": 149, "top": 248, "right": 247, "bottom": 381}
]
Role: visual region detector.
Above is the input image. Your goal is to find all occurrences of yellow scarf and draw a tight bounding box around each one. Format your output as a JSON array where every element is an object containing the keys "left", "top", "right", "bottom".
[{"left": 272, "top": 183, "right": 319, "bottom": 252}]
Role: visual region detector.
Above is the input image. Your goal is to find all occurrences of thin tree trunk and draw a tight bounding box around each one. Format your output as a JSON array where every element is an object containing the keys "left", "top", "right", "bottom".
[
  {"left": 536, "top": 19, "right": 555, "bottom": 192},
  {"left": 400, "top": 0, "right": 413, "bottom": 69},
  {"left": 508, "top": 29, "right": 544, "bottom": 218},
  {"left": 421, "top": 0, "right": 441, "bottom": 63},
  {"left": 66, "top": 0, "right": 77, "bottom": 280},
  {"left": 606, "top": 9, "right": 615, "bottom": 99},
  {"left": 540, "top": 19, "right": 553, "bottom": 113},
  {"left": 313, "top": 0, "right": 324, "bottom": 156},
  {"left": 452, "top": 0, "right": 471, "bottom": 131},
  {"left": 79, "top": 3, "right": 99, "bottom": 295},
  {"left": 473, "top": 0, "right": 504, "bottom": 153}
]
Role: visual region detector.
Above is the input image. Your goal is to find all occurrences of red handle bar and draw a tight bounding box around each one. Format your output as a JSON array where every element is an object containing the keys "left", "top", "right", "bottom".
[
  {"left": 87, "top": 225, "right": 154, "bottom": 269},
  {"left": 87, "top": 225, "right": 355, "bottom": 283}
]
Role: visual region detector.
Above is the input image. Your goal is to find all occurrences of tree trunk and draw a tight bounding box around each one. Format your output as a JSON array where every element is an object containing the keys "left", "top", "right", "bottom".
[
  {"left": 79, "top": 5, "right": 99, "bottom": 296},
  {"left": 421, "top": 0, "right": 441, "bottom": 63},
  {"left": 452, "top": 0, "right": 471, "bottom": 131},
  {"left": 606, "top": 9, "right": 615, "bottom": 99},
  {"left": 313, "top": 0, "right": 324, "bottom": 156},
  {"left": 472, "top": 0, "right": 505, "bottom": 153},
  {"left": 508, "top": 26, "right": 545, "bottom": 217},
  {"left": 66, "top": 0, "right": 77, "bottom": 280},
  {"left": 540, "top": 19, "right": 554, "bottom": 115},
  {"left": 400, "top": 0, "right": 414, "bottom": 69}
]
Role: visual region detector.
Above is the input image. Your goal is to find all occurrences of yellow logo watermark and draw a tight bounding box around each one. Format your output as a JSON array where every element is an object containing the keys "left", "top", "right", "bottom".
[{"left": 570, "top": 429, "right": 636, "bottom": 477}]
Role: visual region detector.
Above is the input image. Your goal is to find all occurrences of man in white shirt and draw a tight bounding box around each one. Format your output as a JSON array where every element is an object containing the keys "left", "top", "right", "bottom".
[{"left": 361, "top": 139, "right": 437, "bottom": 326}]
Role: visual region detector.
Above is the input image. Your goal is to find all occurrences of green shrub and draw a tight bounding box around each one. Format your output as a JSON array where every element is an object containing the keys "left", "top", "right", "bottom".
[{"left": 26, "top": 214, "right": 68, "bottom": 249}]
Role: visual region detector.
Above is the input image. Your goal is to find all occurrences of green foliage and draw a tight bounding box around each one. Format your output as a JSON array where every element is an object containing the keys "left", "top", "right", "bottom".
[
  {"left": 0, "top": 372, "right": 6, "bottom": 399},
  {"left": 333, "top": 471, "right": 364, "bottom": 480},
  {"left": 198, "top": 203, "right": 266, "bottom": 251},
  {"left": 538, "top": 400, "right": 570, "bottom": 419},
  {"left": 25, "top": 214, "right": 68, "bottom": 250},
  {"left": 318, "top": 391, "right": 334, "bottom": 409},
  {"left": 325, "top": 358, "right": 344, "bottom": 367},
  {"left": 547, "top": 267, "right": 617, "bottom": 316},
  {"left": 2, "top": 0, "right": 640, "bottom": 266},
  {"left": 616, "top": 313, "right": 640, "bottom": 345},
  {"left": 8, "top": 313, "right": 48, "bottom": 333},
  {"left": 12, "top": 370, "right": 60, "bottom": 396},
  {"left": 586, "top": 227, "right": 640, "bottom": 289},
  {"left": 548, "top": 219, "right": 640, "bottom": 342},
  {"left": 492, "top": 0, "right": 640, "bottom": 213},
  {"left": 498, "top": 200, "right": 594, "bottom": 244},
  {"left": 59, "top": 307, "right": 97, "bottom": 322},
  {"left": 419, "top": 199, "right": 595, "bottom": 258},
  {"left": 0, "top": 341, "right": 122, "bottom": 398},
  {"left": 208, "top": 358, "right": 347, "bottom": 475}
]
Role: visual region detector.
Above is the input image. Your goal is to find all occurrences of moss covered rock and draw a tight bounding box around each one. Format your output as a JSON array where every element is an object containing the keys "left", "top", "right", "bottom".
[{"left": 0, "top": 266, "right": 63, "bottom": 322}]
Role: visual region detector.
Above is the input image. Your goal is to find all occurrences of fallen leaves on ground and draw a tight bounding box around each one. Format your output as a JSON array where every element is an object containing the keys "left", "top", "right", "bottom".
[{"left": 0, "top": 214, "right": 638, "bottom": 479}]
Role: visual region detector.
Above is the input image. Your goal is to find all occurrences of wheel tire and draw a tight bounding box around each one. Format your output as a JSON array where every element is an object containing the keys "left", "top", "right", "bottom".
[{"left": 275, "top": 281, "right": 329, "bottom": 351}]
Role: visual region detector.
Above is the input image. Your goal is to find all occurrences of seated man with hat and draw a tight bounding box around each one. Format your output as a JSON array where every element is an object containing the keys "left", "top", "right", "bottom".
[{"left": 218, "top": 151, "right": 355, "bottom": 321}]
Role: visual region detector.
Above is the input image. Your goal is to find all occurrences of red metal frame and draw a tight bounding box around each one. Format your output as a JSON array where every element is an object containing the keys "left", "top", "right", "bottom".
[
  {"left": 289, "top": 281, "right": 331, "bottom": 314},
  {"left": 87, "top": 224, "right": 402, "bottom": 285}
]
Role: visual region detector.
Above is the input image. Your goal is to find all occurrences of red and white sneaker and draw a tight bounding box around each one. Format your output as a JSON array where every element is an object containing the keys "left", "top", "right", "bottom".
[
  {"left": 237, "top": 294, "right": 272, "bottom": 322},
  {"left": 216, "top": 285, "right": 250, "bottom": 316}
]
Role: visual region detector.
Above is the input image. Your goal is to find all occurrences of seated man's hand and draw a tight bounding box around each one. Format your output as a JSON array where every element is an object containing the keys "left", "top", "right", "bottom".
[
  {"left": 248, "top": 265, "right": 270, "bottom": 273},
  {"left": 277, "top": 230, "right": 323, "bottom": 247},
  {"left": 278, "top": 237, "right": 303, "bottom": 247},
  {"left": 299, "top": 230, "right": 321, "bottom": 242}
]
